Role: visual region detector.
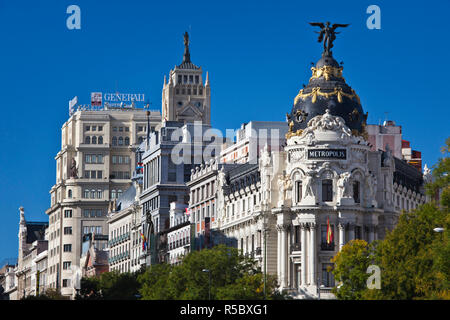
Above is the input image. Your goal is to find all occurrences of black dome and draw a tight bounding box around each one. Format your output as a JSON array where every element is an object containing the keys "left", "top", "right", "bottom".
[{"left": 287, "top": 53, "right": 367, "bottom": 137}]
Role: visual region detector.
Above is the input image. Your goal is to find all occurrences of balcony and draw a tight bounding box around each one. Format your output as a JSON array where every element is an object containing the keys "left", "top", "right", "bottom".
[{"left": 321, "top": 242, "right": 335, "bottom": 251}]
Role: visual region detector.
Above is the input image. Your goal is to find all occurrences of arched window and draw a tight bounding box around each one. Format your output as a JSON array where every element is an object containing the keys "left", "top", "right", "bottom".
[
  {"left": 117, "top": 189, "right": 123, "bottom": 198},
  {"left": 111, "top": 190, "right": 116, "bottom": 199},
  {"left": 90, "top": 190, "right": 96, "bottom": 199},
  {"left": 97, "top": 189, "right": 102, "bottom": 199},
  {"left": 98, "top": 136, "right": 103, "bottom": 144},
  {"left": 92, "top": 136, "right": 97, "bottom": 144},
  {"left": 118, "top": 136, "right": 124, "bottom": 146},
  {"left": 112, "top": 136, "right": 117, "bottom": 146},
  {"left": 68, "top": 189, "right": 72, "bottom": 198},
  {"left": 85, "top": 136, "right": 91, "bottom": 144},
  {"left": 124, "top": 137, "right": 130, "bottom": 145}
]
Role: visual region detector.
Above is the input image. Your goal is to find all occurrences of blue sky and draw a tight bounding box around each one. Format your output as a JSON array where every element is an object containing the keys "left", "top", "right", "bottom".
[{"left": 0, "top": 0, "right": 449, "bottom": 262}]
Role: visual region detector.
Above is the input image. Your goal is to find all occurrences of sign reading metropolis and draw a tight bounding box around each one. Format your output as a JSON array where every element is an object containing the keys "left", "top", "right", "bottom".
[
  {"left": 307, "top": 149, "right": 347, "bottom": 160},
  {"left": 91, "top": 92, "right": 146, "bottom": 107}
]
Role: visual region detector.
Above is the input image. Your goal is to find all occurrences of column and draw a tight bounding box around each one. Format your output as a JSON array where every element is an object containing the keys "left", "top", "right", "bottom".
[
  {"left": 277, "top": 225, "right": 282, "bottom": 287},
  {"left": 348, "top": 223, "right": 355, "bottom": 242},
  {"left": 338, "top": 223, "right": 345, "bottom": 250},
  {"left": 368, "top": 225, "right": 374, "bottom": 243},
  {"left": 279, "top": 224, "right": 289, "bottom": 289},
  {"left": 300, "top": 223, "right": 307, "bottom": 286},
  {"left": 309, "top": 223, "right": 317, "bottom": 287}
]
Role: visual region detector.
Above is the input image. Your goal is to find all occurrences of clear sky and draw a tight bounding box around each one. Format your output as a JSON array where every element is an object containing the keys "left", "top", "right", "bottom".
[{"left": 0, "top": 0, "right": 449, "bottom": 262}]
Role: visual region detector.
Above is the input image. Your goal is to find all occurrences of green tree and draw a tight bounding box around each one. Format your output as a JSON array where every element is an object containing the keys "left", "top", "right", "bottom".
[
  {"left": 426, "top": 137, "right": 450, "bottom": 209},
  {"left": 330, "top": 239, "right": 374, "bottom": 300},
  {"left": 77, "top": 271, "right": 140, "bottom": 300},
  {"left": 138, "top": 245, "right": 281, "bottom": 300}
]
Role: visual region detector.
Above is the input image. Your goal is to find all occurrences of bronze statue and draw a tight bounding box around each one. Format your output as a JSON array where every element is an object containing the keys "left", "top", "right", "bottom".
[
  {"left": 183, "top": 31, "right": 191, "bottom": 63},
  {"left": 309, "top": 22, "right": 349, "bottom": 56}
]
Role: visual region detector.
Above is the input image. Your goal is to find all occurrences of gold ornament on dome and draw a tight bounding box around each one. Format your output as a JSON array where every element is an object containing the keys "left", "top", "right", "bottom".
[
  {"left": 286, "top": 129, "right": 303, "bottom": 139},
  {"left": 310, "top": 65, "right": 344, "bottom": 81},
  {"left": 294, "top": 86, "right": 361, "bottom": 105}
]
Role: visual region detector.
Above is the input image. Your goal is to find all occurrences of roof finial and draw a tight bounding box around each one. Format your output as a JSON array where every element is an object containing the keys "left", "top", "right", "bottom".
[
  {"left": 205, "top": 71, "right": 209, "bottom": 86},
  {"left": 183, "top": 31, "right": 191, "bottom": 63}
]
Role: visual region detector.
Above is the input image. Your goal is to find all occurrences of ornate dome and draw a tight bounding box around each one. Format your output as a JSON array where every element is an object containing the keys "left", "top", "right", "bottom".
[{"left": 287, "top": 24, "right": 368, "bottom": 139}]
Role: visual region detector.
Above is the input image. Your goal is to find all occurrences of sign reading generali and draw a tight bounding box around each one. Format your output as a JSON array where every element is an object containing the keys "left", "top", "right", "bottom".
[
  {"left": 307, "top": 149, "right": 347, "bottom": 160},
  {"left": 90, "top": 92, "right": 145, "bottom": 107}
]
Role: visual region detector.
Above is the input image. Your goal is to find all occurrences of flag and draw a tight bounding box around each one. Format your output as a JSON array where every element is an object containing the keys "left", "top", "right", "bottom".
[
  {"left": 141, "top": 232, "right": 147, "bottom": 251},
  {"left": 326, "top": 216, "right": 333, "bottom": 244},
  {"left": 185, "top": 208, "right": 191, "bottom": 216}
]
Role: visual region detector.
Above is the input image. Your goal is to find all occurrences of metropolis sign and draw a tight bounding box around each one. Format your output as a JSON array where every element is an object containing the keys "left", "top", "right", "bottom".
[{"left": 307, "top": 149, "right": 347, "bottom": 160}]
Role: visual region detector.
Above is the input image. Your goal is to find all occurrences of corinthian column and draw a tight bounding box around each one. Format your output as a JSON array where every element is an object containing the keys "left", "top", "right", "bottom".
[
  {"left": 309, "top": 223, "right": 317, "bottom": 286},
  {"left": 338, "top": 223, "right": 345, "bottom": 250},
  {"left": 277, "top": 224, "right": 289, "bottom": 289},
  {"left": 300, "top": 223, "right": 307, "bottom": 286}
]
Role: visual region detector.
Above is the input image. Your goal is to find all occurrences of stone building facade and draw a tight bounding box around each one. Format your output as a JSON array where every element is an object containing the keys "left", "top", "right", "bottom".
[{"left": 45, "top": 100, "right": 160, "bottom": 297}]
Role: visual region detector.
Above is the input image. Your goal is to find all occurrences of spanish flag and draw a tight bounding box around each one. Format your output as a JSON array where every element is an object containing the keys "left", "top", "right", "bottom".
[
  {"left": 326, "top": 216, "right": 333, "bottom": 244},
  {"left": 141, "top": 232, "right": 147, "bottom": 251}
]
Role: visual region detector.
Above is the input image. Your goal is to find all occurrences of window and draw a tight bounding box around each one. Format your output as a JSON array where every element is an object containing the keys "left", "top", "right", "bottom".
[
  {"left": 96, "top": 226, "right": 102, "bottom": 234},
  {"left": 64, "top": 227, "right": 72, "bottom": 235},
  {"left": 96, "top": 209, "right": 102, "bottom": 217},
  {"left": 92, "top": 126, "right": 96, "bottom": 131},
  {"left": 138, "top": 136, "right": 144, "bottom": 144},
  {"left": 119, "top": 127, "right": 123, "bottom": 132},
  {"left": 111, "top": 190, "right": 116, "bottom": 199},
  {"left": 138, "top": 126, "right": 143, "bottom": 132},
  {"left": 296, "top": 181, "right": 302, "bottom": 203},
  {"left": 62, "top": 279, "right": 71, "bottom": 287},
  {"left": 83, "top": 209, "right": 90, "bottom": 218},
  {"left": 85, "top": 154, "right": 91, "bottom": 163},
  {"left": 85, "top": 126, "right": 90, "bottom": 131},
  {"left": 321, "top": 224, "right": 335, "bottom": 250},
  {"left": 118, "top": 136, "right": 123, "bottom": 146},
  {"left": 353, "top": 181, "right": 360, "bottom": 203},
  {"left": 63, "top": 261, "right": 71, "bottom": 270},
  {"left": 97, "top": 171, "right": 102, "bottom": 179},
  {"left": 124, "top": 137, "right": 130, "bottom": 145},
  {"left": 64, "top": 210, "right": 72, "bottom": 218},
  {"left": 90, "top": 210, "right": 96, "bottom": 218},
  {"left": 63, "top": 244, "right": 72, "bottom": 252},
  {"left": 85, "top": 136, "right": 90, "bottom": 144},
  {"left": 322, "top": 263, "right": 335, "bottom": 287},
  {"left": 97, "top": 189, "right": 102, "bottom": 199},
  {"left": 92, "top": 136, "right": 97, "bottom": 144},
  {"left": 68, "top": 189, "right": 72, "bottom": 199},
  {"left": 113, "top": 127, "right": 118, "bottom": 132},
  {"left": 112, "top": 136, "right": 117, "bottom": 146},
  {"left": 98, "top": 125, "right": 103, "bottom": 131},
  {"left": 195, "top": 75, "right": 199, "bottom": 84},
  {"left": 125, "top": 127, "right": 129, "bottom": 132},
  {"left": 83, "top": 226, "right": 89, "bottom": 234},
  {"left": 322, "top": 179, "right": 333, "bottom": 202},
  {"left": 98, "top": 136, "right": 103, "bottom": 144}
]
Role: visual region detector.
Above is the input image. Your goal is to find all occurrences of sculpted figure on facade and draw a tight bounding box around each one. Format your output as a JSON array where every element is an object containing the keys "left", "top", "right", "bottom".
[
  {"left": 423, "top": 164, "right": 432, "bottom": 184},
  {"left": 277, "top": 173, "right": 293, "bottom": 207},
  {"left": 303, "top": 171, "right": 316, "bottom": 199},
  {"left": 337, "top": 172, "right": 352, "bottom": 199},
  {"left": 70, "top": 158, "right": 78, "bottom": 179},
  {"left": 300, "top": 109, "right": 352, "bottom": 142}
]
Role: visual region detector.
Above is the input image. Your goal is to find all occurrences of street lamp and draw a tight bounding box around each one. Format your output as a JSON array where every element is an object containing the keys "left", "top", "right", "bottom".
[{"left": 202, "top": 269, "right": 211, "bottom": 300}]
